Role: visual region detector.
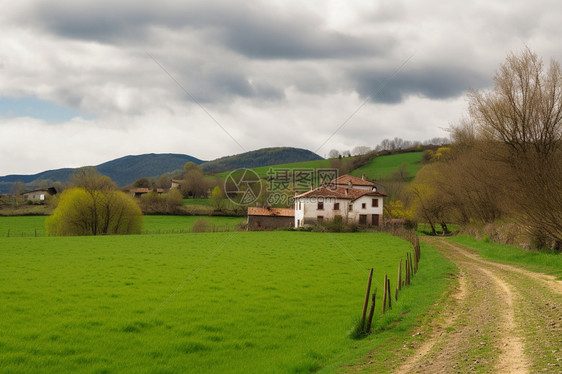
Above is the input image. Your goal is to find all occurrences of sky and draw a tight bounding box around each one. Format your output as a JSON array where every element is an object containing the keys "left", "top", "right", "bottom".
[{"left": 1, "top": 0, "right": 561, "bottom": 176}]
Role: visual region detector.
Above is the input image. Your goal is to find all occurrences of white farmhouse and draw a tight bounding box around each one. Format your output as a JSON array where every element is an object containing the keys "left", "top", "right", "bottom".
[{"left": 294, "top": 174, "right": 386, "bottom": 228}]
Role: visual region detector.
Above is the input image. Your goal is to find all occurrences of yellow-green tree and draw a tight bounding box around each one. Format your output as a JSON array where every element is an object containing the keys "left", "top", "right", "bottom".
[
  {"left": 46, "top": 188, "right": 142, "bottom": 236},
  {"left": 46, "top": 168, "right": 142, "bottom": 236},
  {"left": 210, "top": 185, "right": 225, "bottom": 210}
]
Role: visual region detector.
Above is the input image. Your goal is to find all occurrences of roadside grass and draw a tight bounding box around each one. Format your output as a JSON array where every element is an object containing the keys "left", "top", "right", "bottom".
[
  {"left": 0, "top": 231, "right": 428, "bottom": 373},
  {"left": 331, "top": 241, "right": 457, "bottom": 373},
  {"left": 0, "top": 215, "right": 245, "bottom": 237},
  {"left": 350, "top": 152, "right": 423, "bottom": 180},
  {"left": 448, "top": 235, "right": 562, "bottom": 279},
  {"left": 417, "top": 223, "right": 462, "bottom": 236}
]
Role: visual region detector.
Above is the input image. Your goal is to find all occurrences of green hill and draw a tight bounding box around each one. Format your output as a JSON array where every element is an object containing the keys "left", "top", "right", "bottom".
[
  {"left": 201, "top": 147, "right": 322, "bottom": 173},
  {"left": 351, "top": 152, "right": 423, "bottom": 181},
  {"left": 0, "top": 154, "right": 205, "bottom": 193}
]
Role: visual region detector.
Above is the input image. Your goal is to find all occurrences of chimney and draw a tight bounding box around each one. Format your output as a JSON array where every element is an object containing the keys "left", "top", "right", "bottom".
[
  {"left": 362, "top": 174, "right": 366, "bottom": 181},
  {"left": 345, "top": 188, "right": 348, "bottom": 195}
]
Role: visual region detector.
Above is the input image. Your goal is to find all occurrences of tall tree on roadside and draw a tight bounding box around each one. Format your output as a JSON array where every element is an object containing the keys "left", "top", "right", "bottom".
[{"left": 466, "top": 47, "right": 562, "bottom": 248}]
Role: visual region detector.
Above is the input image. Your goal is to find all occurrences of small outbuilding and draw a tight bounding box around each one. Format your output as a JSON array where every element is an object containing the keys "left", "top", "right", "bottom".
[
  {"left": 247, "top": 206, "right": 295, "bottom": 231},
  {"left": 22, "top": 187, "right": 57, "bottom": 203},
  {"left": 131, "top": 188, "right": 165, "bottom": 198}
]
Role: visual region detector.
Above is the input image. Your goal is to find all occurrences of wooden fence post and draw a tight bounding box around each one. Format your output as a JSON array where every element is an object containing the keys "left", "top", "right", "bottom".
[
  {"left": 366, "top": 288, "right": 377, "bottom": 332},
  {"left": 397, "top": 259, "right": 402, "bottom": 291},
  {"left": 382, "top": 274, "right": 388, "bottom": 315},
  {"left": 387, "top": 277, "right": 392, "bottom": 310},
  {"left": 361, "top": 268, "right": 374, "bottom": 331}
]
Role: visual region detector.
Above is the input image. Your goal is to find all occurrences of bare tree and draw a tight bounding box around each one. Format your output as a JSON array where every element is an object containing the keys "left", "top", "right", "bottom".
[
  {"left": 465, "top": 48, "right": 562, "bottom": 247},
  {"left": 328, "top": 149, "right": 340, "bottom": 159},
  {"left": 352, "top": 146, "right": 371, "bottom": 156}
]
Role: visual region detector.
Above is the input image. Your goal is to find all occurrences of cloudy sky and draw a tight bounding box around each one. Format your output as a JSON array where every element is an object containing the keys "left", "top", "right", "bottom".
[{"left": 1, "top": 0, "right": 561, "bottom": 175}]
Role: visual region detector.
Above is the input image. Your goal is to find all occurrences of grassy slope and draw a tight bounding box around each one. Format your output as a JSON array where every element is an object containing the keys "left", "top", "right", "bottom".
[
  {"left": 448, "top": 235, "right": 562, "bottom": 279},
  {"left": 0, "top": 232, "right": 452, "bottom": 373},
  {"left": 350, "top": 152, "right": 423, "bottom": 180},
  {"left": 0, "top": 216, "right": 245, "bottom": 237},
  {"left": 217, "top": 159, "right": 334, "bottom": 179}
]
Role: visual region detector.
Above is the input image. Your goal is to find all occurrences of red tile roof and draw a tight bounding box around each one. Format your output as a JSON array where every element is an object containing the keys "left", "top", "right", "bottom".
[
  {"left": 247, "top": 207, "right": 295, "bottom": 217},
  {"left": 332, "top": 174, "right": 375, "bottom": 187},
  {"left": 295, "top": 186, "right": 385, "bottom": 200},
  {"left": 132, "top": 188, "right": 165, "bottom": 193}
]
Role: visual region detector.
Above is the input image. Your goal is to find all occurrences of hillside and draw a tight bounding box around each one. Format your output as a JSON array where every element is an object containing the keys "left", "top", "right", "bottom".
[
  {"left": 0, "top": 153, "right": 204, "bottom": 193},
  {"left": 350, "top": 151, "right": 423, "bottom": 181},
  {"left": 201, "top": 147, "right": 322, "bottom": 173},
  {"left": 0, "top": 148, "right": 324, "bottom": 194}
]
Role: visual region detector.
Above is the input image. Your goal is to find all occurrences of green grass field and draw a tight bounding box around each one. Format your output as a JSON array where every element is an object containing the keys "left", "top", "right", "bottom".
[
  {"left": 351, "top": 152, "right": 423, "bottom": 180},
  {"left": 448, "top": 235, "right": 562, "bottom": 279},
  {"left": 142, "top": 215, "right": 245, "bottom": 234},
  {"left": 182, "top": 199, "right": 212, "bottom": 206},
  {"left": 0, "top": 229, "right": 454, "bottom": 373},
  {"left": 0, "top": 216, "right": 245, "bottom": 237}
]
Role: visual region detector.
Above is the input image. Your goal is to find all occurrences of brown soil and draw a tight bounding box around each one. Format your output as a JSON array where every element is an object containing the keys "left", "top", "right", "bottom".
[
  {"left": 392, "top": 237, "right": 562, "bottom": 373},
  {"left": 349, "top": 237, "right": 562, "bottom": 374}
]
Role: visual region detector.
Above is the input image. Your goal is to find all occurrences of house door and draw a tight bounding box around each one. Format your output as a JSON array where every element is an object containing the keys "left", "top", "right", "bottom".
[
  {"left": 372, "top": 214, "right": 380, "bottom": 226},
  {"left": 359, "top": 214, "right": 367, "bottom": 225}
]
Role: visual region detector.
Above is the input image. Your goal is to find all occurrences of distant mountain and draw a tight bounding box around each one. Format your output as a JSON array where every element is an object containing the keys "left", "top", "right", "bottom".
[
  {"left": 0, "top": 148, "right": 323, "bottom": 194},
  {"left": 0, "top": 153, "right": 204, "bottom": 194},
  {"left": 201, "top": 147, "right": 323, "bottom": 173}
]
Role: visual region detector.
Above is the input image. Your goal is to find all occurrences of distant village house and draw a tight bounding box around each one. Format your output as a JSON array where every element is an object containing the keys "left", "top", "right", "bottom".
[
  {"left": 247, "top": 207, "right": 294, "bottom": 230},
  {"left": 22, "top": 187, "right": 57, "bottom": 203},
  {"left": 131, "top": 188, "right": 165, "bottom": 198}
]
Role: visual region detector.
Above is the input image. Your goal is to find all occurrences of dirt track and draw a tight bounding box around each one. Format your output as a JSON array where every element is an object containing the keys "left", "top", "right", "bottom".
[{"left": 393, "top": 237, "right": 561, "bottom": 374}]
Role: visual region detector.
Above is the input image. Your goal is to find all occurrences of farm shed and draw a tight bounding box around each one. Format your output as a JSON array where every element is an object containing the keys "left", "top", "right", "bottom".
[
  {"left": 247, "top": 207, "right": 295, "bottom": 231},
  {"left": 131, "top": 188, "right": 165, "bottom": 198},
  {"left": 22, "top": 187, "right": 57, "bottom": 203}
]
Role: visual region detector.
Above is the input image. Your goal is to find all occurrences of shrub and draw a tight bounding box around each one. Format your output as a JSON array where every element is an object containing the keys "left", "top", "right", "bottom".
[
  {"left": 191, "top": 218, "right": 209, "bottom": 233},
  {"left": 46, "top": 188, "right": 142, "bottom": 236}
]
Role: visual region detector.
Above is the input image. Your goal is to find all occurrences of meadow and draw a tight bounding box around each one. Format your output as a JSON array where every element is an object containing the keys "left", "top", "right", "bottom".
[
  {"left": 350, "top": 152, "right": 423, "bottom": 180},
  {"left": 0, "top": 229, "right": 454, "bottom": 373},
  {"left": 0, "top": 215, "right": 246, "bottom": 237}
]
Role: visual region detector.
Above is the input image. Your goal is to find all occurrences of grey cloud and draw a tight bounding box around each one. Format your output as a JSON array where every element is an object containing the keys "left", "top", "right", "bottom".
[
  {"left": 27, "top": 0, "right": 388, "bottom": 60},
  {"left": 352, "top": 65, "right": 491, "bottom": 104}
]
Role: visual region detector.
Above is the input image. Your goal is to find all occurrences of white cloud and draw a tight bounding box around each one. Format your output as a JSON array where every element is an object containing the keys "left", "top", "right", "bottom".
[{"left": 1, "top": 0, "right": 561, "bottom": 175}]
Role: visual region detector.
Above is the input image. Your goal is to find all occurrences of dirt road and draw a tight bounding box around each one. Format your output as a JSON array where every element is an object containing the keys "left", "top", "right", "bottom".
[{"left": 393, "top": 237, "right": 561, "bottom": 373}]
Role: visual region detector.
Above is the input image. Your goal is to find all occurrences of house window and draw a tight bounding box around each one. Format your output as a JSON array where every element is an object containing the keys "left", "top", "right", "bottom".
[
  {"left": 317, "top": 216, "right": 324, "bottom": 223},
  {"left": 362, "top": 203, "right": 366, "bottom": 209},
  {"left": 348, "top": 204, "right": 353, "bottom": 211},
  {"left": 372, "top": 198, "right": 379, "bottom": 207},
  {"left": 334, "top": 202, "right": 340, "bottom": 210},
  {"left": 317, "top": 201, "right": 324, "bottom": 210}
]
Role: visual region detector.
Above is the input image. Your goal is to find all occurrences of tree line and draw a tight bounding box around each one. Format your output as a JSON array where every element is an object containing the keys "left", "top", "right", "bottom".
[{"left": 409, "top": 48, "right": 561, "bottom": 250}]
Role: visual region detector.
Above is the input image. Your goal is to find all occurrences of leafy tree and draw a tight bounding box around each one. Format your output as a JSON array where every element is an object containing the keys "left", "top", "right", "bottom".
[
  {"left": 46, "top": 188, "right": 142, "bottom": 236},
  {"left": 210, "top": 186, "right": 225, "bottom": 210},
  {"left": 133, "top": 177, "right": 153, "bottom": 188},
  {"left": 46, "top": 169, "right": 142, "bottom": 236}
]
